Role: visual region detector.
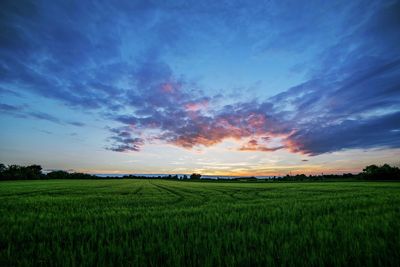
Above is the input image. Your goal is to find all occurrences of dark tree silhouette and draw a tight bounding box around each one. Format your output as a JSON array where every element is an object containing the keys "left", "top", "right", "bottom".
[
  {"left": 190, "top": 173, "right": 201, "bottom": 180},
  {"left": 0, "top": 163, "right": 5, "bottom": 173},
  {"left": 47, "top": 170, "right": 70, "bottom": 179},
  {"left": 0, "top": 164, "right": 43, "bottom": 180},
  {"left": 26, "top": 165, "right": 43, "bottom": 179},
  {"left": 362, "top": 164, "right": 400, "bottom": 180},
  {"left": 0, "top": 163, "right": 399, "bottom": 181}
]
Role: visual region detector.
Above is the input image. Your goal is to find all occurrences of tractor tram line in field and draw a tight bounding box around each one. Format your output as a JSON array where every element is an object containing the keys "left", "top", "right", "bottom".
[{"left": 0, "top": 179, "right": 399, "bottom": 266}]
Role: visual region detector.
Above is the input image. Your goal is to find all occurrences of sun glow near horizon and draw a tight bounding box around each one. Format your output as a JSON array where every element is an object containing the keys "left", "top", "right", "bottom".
[{"left": 1, "top": 0, "right": 400, "bottom": 173}]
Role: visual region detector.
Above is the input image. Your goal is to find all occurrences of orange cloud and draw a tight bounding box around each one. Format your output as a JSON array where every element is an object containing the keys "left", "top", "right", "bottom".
[{"left": 239, "top": 138, "right": 283, "bottom": 152}]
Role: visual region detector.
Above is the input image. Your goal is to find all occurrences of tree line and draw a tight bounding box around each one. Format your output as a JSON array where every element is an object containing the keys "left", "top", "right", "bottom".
[
  {"left": 0, "top": 162, "right": 399, "bottom": 181},
  {"left": 0, "top": 163, "right": 202, "bottom": 181}
]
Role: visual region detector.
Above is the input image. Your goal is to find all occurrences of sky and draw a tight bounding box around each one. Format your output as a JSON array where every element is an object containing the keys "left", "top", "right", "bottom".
[{"left": 1, "top": 0, "right": 400, "bottom": 176}]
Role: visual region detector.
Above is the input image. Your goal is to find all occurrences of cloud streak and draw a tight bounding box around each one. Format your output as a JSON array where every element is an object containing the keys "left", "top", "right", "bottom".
[{"left": 0, "top": 103, "right": 84, "bottom": 127}]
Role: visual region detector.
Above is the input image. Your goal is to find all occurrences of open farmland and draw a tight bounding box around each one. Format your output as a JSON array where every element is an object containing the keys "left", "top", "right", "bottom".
[{"left": 0, "top": 179, "right": 399, "bottom": 266}]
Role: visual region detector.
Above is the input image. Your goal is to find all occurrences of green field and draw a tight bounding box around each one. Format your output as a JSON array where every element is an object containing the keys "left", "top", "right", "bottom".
[{"left": 0, "top": 180, "right": 399, "bottom": 266}]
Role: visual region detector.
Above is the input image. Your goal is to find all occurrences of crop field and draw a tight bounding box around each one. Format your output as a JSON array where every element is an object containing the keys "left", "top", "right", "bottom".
[{"left": 0, "top": 179, "right": 399, "bottom": 266}]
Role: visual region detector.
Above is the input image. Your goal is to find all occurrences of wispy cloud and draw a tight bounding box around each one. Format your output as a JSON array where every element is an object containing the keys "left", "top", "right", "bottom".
[{"left": 0, "top": 103, "right": 85, "bottom": 127}]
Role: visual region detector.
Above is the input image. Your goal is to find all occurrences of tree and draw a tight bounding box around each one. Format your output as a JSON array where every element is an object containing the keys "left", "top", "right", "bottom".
[
  {"left": 362, "top": 164, "right": 400, "bottom": 180},
  {"left": 190, "top": 173, "right": 201, "bottom": 180},
  {"left": 0, "top": 164, "right": 42, "bottom": 180},
  {"left": 0, "top": 163, "right": 6, "bottom": 180},
  {"left": 363, "top": 165, "right": 379, "bottom": 175},
  {"left": 0, "top": 163, "right": 6, "bottom": 173},
  {"left": 47, "top": 170, "right": 70, "bottom": 179},
  {"left": 5, "top": 165, "right": 23, "bottom": 179},
  {"left": 26, "top": 165, "right": 43, "bottom": 179}
]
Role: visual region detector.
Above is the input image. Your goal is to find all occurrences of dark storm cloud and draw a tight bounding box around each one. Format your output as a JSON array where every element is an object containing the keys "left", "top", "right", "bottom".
[{"left": 1, "top": 0, "right": 399, "bottom": 155}]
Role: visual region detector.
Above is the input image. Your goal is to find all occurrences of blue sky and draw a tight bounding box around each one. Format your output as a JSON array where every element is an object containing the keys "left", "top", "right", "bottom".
[{"left": 1, "top": 0, "right": 399, "bottom": 175}]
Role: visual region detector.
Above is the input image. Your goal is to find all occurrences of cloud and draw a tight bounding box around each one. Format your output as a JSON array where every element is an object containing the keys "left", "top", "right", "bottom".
[
  {"left": 0, "top": 103, "right": 21, "bottom": 112},
  {"left": 1, "top": 0, "right": 399, "bottom": 156},
  {"left": 264, "top": 1, "right": 400, "bottom": 154},
  {"left": 106, "top": 127, "right": 144, "bottom": 152},
  {"left": 110, "top": 0, "right": 399, "bottom": 154},
  {"left": 109, "top": 93, "right": 292, "bottom": 152},
  {"left": 0, "top": 103, "right": 84, "bottom": 127},
  {"left": 239, "top": 139, "right": 284, "bottom": 152},
  {"left": 286, "top": 112, "right": 400, "bottom": 155},
  {"left": 0, "top": 87, "right": 21, "bottom": 97},
  {"left": 0, "top": 0, "right": 127, "bottom": 110},
  {"left": 67, "top": 121, "right": 85, "bottom": 127},
  {"left": 29, "top": 111, "right": 62, "bottom": 124}
]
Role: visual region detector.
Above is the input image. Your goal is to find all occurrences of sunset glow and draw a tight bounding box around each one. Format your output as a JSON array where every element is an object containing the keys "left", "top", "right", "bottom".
[{"left": 1, "top": 0, "right": 399, "bottom": 175}]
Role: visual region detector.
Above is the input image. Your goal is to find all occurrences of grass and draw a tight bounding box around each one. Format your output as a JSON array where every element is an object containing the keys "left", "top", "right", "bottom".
[{"left": 0, "top": 179, "right": 399, "bottom": 266}]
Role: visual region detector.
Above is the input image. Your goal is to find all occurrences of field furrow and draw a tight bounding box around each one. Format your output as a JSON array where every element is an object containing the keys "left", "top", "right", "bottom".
[{"left": 0, "top": 179, "right": 399, "bottom": 267}]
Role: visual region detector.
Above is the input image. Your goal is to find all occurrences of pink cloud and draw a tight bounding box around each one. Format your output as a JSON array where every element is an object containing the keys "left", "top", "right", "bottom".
[
  {"left": 161, "top": 83, "right": 174, "bottom": 93},
  {"left": 184, "top": 100, "right": 209, "bottom": 112},
  {"left": 239, "top": 138, "right": 284, "bottom": 152}
]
